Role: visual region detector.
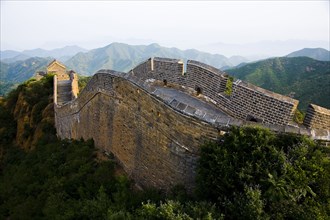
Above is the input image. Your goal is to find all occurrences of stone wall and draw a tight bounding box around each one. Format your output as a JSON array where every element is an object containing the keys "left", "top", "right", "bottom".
[
  {"left": 129, "top": 58, "right": 152, "bottom": 80},
  {"left": 55, "top": 67, "right": 330, "bottom": 192},
  {"left": 185, "top": 60, "right": 228, "bottom": 104},
  {"left": 55, "top": 71, "right": 219, "bottom": 191},
  {"left": 217, "top": 81, "right": 299, "bottom": 125},
  {"left": 129, "top": 58, "right": 299, "bottom": 126},
  {"left": 304, "top": 104, "right": 330, "bottom": 130},
  {"left": 53, "top": 75, "right": 58, "bottom": 104},
  {"left": 70, "top": 72, "right": 79, "bottom": 99}
]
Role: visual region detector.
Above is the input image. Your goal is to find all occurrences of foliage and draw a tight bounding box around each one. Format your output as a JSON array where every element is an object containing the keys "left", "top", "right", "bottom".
[
  {"left": 136, "top": 200, "right": 223, "bottom": 220},
  {"left": 226, "top": 57, "right": 330, "bottom": 110},
  {"left": 197, "top": 126, "right": 330, "bottom": 219},
  {"left": 0, "top": 81, "right": 17, "bottom": 96},
  {"left": 224, "top": 76, "right": 234, "bottom": 96},
  {"left": 287, "top": 48, "right": 330, "bottom": 61},
  {"left": 78, "top": 75, "right": 92, "bottom": 92},
  {"left": 293, "top": 108, "right": 305, "bottom": 124},
  {"left": 0, "top": 138, "right": 115, "bottom": 219}
]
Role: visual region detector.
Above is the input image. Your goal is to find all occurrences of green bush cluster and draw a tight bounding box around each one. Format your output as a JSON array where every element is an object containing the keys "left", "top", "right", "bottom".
[{"left": 197, "top": 126, "right": 330, "bottom": 219}]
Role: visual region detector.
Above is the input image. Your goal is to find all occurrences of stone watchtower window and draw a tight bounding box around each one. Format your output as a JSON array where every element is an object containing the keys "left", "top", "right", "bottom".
[{"left": 195, "top": 87, "right": 202, "bottom": 95}]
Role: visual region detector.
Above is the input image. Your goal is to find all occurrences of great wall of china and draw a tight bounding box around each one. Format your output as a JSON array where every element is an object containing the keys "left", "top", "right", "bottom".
[{"left": 53, "top": 57, "right": 330, "bottom": 191}]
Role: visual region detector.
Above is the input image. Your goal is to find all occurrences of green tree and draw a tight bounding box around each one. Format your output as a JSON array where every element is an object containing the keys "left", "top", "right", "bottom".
[{"left": 197, "top": 126, "right": 330, "bottom": 219}]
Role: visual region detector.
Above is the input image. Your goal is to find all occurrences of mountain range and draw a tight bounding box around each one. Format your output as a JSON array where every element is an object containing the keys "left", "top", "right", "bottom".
[
  {"left": 1, "top": 43, "right": 329, "bottom": 111},
  {"left": 0, "top": 57, "right": 52, "bottom": 95},
  {"left": 64, "top": 43, "right": 248, "bottom": 75},
  {"left": 0, "top": 46, "right": 87, "bottom": 63},
  {"left": 286, "top": 48, "right": 330, "bottom": 61},
  {"left": 198, "top": 40, "right": 330, "bottom": 58}
]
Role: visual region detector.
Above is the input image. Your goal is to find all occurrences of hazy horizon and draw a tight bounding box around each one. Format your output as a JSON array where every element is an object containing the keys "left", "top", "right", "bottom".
[{"left": 1, "top": 1, "right": 329, "bottom": 56}]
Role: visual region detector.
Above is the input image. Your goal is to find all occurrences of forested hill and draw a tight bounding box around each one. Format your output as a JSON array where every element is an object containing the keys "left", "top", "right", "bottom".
[
  {"left": 226, "top": 57, "right": 330, "bottom": 110},
  {"left": 286, "top": 48, "right": 330, "bottom": 61},
  {"left": 0, "top": 57, "right": 52, "bottom": 95}
]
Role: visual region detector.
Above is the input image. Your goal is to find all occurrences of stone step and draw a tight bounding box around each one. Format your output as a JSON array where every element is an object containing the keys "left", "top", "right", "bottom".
[{"left": 57, "top": 80, "right": 73, "bottom": 105}]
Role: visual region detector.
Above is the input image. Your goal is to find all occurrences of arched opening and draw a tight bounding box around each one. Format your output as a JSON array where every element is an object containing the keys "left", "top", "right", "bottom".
[
  {"left": 195, "top": 86, "right": 202, "bottom": 95},
  {"left": 249, "top": 118, "right": 258, "bottom": 122},
  {"left": 163, "top": 79, "right": 167, "bottom": 86},
  {"left": 246, "top": 115, "right": 261, "bottom": 123}
]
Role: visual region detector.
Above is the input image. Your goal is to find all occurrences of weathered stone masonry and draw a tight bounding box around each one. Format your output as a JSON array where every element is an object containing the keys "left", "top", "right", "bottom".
[
  {"left": 56, "top": 71, "right": 219, "bottom": 191},
  {"left": 304, "top": 104, "right": 330, "bottom": 130},
  {"left": 55, "top": 57, "right": 330, "bottom": 191}
]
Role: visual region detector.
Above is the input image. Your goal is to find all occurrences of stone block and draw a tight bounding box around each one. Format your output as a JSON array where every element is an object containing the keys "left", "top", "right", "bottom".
[
  {"left": 185, "top": 106, "right": 196, "bottom": 115},
  {"left": 216, "top": 116, "right": 230, "bottom": 126},
  {"left": 204, "top": 113, "right": 217, "bottom": 123},
  {"left": 228, "top": 118, "right": 243, "bottom": 126},
  {"left": 177, "top": 103, "right": 187, "bottom": 111},
  {"left": 194, "top": 109, "right": 205, "bottom": 117},
  {"left": 284, "top": 125, "right": 299, "bottom": 134}
]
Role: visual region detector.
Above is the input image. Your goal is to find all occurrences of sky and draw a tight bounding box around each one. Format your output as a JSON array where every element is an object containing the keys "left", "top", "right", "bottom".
[{"left": 1, "top": 1, "right": 329, "bottom": 56}]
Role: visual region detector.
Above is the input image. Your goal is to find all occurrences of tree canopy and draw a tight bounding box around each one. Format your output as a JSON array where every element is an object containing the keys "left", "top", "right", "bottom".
[{"left": 197, "top": 126, "right": 330, "bottom": 219}]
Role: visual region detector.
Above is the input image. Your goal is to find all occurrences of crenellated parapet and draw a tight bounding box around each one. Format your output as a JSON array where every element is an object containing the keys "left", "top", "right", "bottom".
[
  {"left": 128, "top": 57, "right": 302, "bottom": 126},
  {"left": 304, "top": 104, "right": 330, "bottom": 130}
]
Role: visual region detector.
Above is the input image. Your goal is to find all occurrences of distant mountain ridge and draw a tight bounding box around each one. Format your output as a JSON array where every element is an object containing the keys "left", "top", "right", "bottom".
[
  {"left": 1, "top": 42, "right": 330, "bottom": 112},
  {"left": 0, "top": 45, "right": 87, "bottom": 63},
  {"left": 64, "top": 43, "right": 248, "bottom": 75},
  {"left": 286, "top": 48, "right": 330, "bottom": 61},
  {"left": 0, "top": 57, "right": 52, "bottom": 95},
  {"left": 226, "top": 57, "right": 330, "bottom": 110}
]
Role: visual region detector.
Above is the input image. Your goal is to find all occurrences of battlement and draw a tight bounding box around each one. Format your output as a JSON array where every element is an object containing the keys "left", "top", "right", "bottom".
[
  {"left": 187, "top": 60, "right": 227, "bottom": 77},
  {"left": 128, "top": 57, "right": 304, "bottom": 126}
]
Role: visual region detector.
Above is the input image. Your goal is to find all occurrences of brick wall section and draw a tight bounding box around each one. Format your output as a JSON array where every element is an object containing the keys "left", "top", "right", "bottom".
[
  {"left": 185, "top": 60, "right": 228, "bottom": 101},
  {"left": 304, "top": 104, "right": 330, "bottom": 130},
  {"left": 53, "top": 75, "right": 58, "bottom": 104},
  {"left": 130, "top": 57, "right": 185, "bottom": 86},
  {"left": 129, "top": 58, "right": 152, "bottom": 80},
  {"left": 55, "top": 71, "right": 219, "bottom": 191},
  {"left": 129, "top": 57, "right": 299, "bottom": 126},
  {"left": 152, "top": 57, "right": 184, "bottom": 85},
  {"left": 70, "top": 72, "right": 79, "bottom": 99},
  {"left": 226, "top": 81, "right": 299, "bottom": 125}
]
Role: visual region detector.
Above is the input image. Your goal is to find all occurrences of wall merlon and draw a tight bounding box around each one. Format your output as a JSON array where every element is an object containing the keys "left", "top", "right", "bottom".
[
  {"left": 153, "top": 57, "right": 183, "bottom": 63},
  {"left": 187, "top": 60, "right": 228, "bottom": 77},
  {"left": 304, "top": 104, "right": 330, "bottom": 130},
  {"left": 234, "top": 80, "right": 299, "bottom": 106}
]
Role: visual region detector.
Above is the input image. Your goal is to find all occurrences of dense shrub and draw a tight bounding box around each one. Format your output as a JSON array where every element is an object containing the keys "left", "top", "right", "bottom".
[{"left": 197, "top": 126, "right": 330, "bottom": 219}]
